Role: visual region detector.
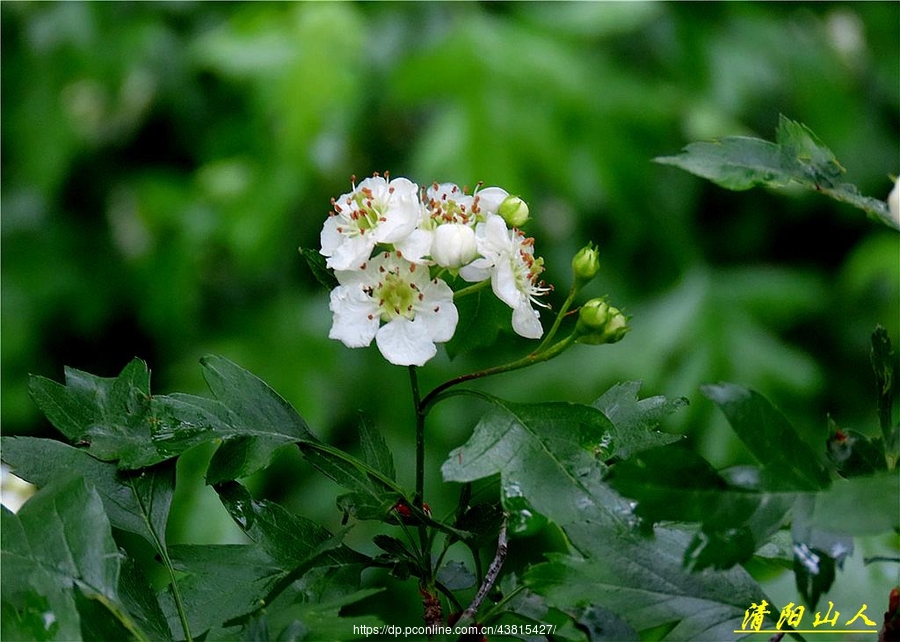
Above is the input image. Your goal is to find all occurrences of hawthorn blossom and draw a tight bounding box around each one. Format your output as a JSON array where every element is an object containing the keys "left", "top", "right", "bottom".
[
  {"left": 328, "top": 251, "right": 458, "bottom": 366},
  {"left": 320, "top": 175, "right": 423, "bottom": 271},
  {"left": 394, "top": 182, "right": 479, "bottom": 267},
  {"left": 460, "top": 214, "right": 550, "bottom": 339}
]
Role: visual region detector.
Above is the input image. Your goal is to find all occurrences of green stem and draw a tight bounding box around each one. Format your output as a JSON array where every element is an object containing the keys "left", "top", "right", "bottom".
[
  {"left": 453, "top": 279, "right": 490, "bottom": 300},
  {"left": 408, "top": 366, "right": 433, "bottom": 588},
  {"left": 160, "top": 551, "right": 193, "bottom": 642},
  {"left": 420, "top": 334, "right": 577, "bottom": 414},
  {"left": 534, "top": 285, "right": 577, "bottom": 354},
  {"left": 131, "top": 478, "right": 193, "bottom": 642}
]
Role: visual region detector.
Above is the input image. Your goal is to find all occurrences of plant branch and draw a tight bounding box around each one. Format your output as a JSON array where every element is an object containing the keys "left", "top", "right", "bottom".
[
  {"left": 456, "top": 519, "right": 508, "bottom": 627},
  {"left": 409, "top": 365, "right": 434, "bottom": 592},
  {"left": 420, "top": 334, "right": 576, "bottom": 414}
]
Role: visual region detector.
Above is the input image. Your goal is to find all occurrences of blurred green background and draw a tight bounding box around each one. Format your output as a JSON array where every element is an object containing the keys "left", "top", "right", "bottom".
[{"left": 2, "top": 0, "right": 898, "bottom": 624}]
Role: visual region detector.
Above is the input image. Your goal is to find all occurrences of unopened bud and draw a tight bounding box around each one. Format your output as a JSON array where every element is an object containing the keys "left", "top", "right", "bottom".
[
  {"left": 498, "top": 195, "right": 530, "bottom": 227},
  {"left": 431, "top": 223, "right": 478, "bottom": 268},
  {"left": 572, "top": 243, "right": 600, "bottom": 287},
  {"left": 575, "top": 298, "right": 630, "bottom": 345}
]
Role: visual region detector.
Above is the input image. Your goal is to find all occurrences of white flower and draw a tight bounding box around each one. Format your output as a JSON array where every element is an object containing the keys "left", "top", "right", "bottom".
[
  {"left": 396, "top": 182, "right": 479, "bottom": 267},
  {"left": 320, "top": 175, "right": 423, "bottom": 271},
  {"left": 328, "top": 251, "right": 458, "bottom": 366},
  {"left": 460, "top": 214, "right": 549, "bottom": 339},
  {"left": 888, "top": 176, "right": 899, "bottom": 226}
]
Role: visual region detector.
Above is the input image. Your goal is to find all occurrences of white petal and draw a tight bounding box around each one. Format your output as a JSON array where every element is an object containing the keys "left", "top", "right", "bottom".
[
  {"left": 511, "top": 301, "right": 543, "bottom": 339},
  {"left": 328, "top": 286, "right": 379, "bottom": 347},
  {"left": 376, "top": 178, "right": 423, "bottom": 244},
  {"left": 376, "top": 317, "right": 436, "bottom": 366},
  {"left": 320, "top": 216, "right": 343, "bottom": 257},
  {"left": 418, "top": 279, "right": 459, "bottom": 342},
  {"left": 481, "top": 214, "right": 513, "bottom": 255},
  {"left": 475, "top": 187, "right": 509, "bottom": 215},
  {"left": 394, "top": 228, "right": 434, "bottom": 264},
  {"left": 491, "top": 257, "right": 522, "bottom": 309},
  {"left": 326, "top": 234, "right": 374, "bottom": 271},
  {"left": 459, "top": 257, "right": 493, "bottom": 283}
]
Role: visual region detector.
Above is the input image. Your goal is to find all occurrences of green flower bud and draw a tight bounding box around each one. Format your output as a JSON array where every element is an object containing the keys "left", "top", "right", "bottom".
[
  {"left": 572, "top": 243, "right": 600, "bottom": 288},
  {"left": 575, "top": 298, "right": 630, "bottom": 345},
  {"left": 498, "top": 195, "right": 530, "bottom": 227}
]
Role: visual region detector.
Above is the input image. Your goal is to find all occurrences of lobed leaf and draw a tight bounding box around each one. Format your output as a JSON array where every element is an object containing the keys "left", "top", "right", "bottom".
[
  {"left": 607, "top": 446, "right": 794, "bottom": 570},
  {"left": 1, "top": 478, "right": 155, "bottom": 641},
  {"left": 0, "top": 436, "right": 174, "bottom": 550},
  {"left": 592, "top": 381, "right": 686, "bottom": 460},
  {"left": 656, "top": 115, "right": 898, "bottom": 229},
  {"left": 701, "top": 383, "right": 830, "bottom": 491},
  {"left": 526, "top": 527, "right": 781, "bottom": 641},
  {"left": 357, "top": 413, "right": 396, "bottom": 482},
  {"left": 441, "top": 391, "right": 773, "bottom": 638},
  {"left": 215, "top": 481, "right": 369, "bottom": 569},
  {"left": 159, "top": 544, "right": 284, "bottom": 637}
]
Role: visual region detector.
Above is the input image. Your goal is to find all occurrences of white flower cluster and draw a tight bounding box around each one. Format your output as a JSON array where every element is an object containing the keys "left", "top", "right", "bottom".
[{"left": 320, "top": 173, "right": 549, "bottom": 366}]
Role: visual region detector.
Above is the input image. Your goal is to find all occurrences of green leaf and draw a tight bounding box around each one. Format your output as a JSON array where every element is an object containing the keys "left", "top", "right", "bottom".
[
  {"left": 201, "top": 355, "right": 317, "bottom": 482},
  {"left": 436, "top": 560, "right": 476, "bottom": 591},
  {"left": 1, "top": 478, "right": 154, "bottom": 642},
  {"left": 298, "top": 246, "right": 338, "bottom": 290},
  {"left": 87, "top": 393, "right": 229, "bottom": 469},
  {"left": 607, "top": 445, "right": 793, "bottom": 570},
  {"left": 28, "top": 359, "right": 230, "bottom": 469},
  {"left": 871, "top": 325, "right": 898, "bottom": 462},
  {"left": 206, "top": 579, "right": 384, "bottom": 642},
  {"left": 656, "top": 136, "right": 790, "bottom": 191},
  {"left": 356, "top": 413, "right": 395, "bottom": 481},
  {"left": 28, "top": 358, "right": 150, "bottom": 443},
  {"left": 215, "top": 481, "right": 369, "bottom": 569},
  {"left": 160, "top": 544, "right": 283, "bottom": 637},
  {"left": 442, "top": 393, "right": 773, "bottom": 636},
  {"left": 200, "top": 355, "right": 314, "bottom": 442},
  {"left": 655, "top": 115, "right": 898, "bottom": 229},
  {"left": 444, "top": 287, "right": 510, "bottom": 359},
  {"left": 441, "top": 397, "right": 624, "bottom": 542},
  {"left": 701, "top": 383, "right": 830, "bottom": 491},
  {"left": 117, "top": 557, "right": 173, "bottom": 642},
  {"left": 809, "top": 473, "right": 900, "bottom": 535},
  {"left": 525, "top": 527, "right": 781, "bottom": 641},
  {"left": 0, "top": 437, "right": 174, "bottom": 550},
  {"left": 592, "top": 381, "right": 687, "bottom": 459}
]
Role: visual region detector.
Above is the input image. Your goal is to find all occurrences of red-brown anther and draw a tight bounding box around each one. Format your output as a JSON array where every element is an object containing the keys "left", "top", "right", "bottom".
[
  {"left": 360, "top": 262, "right": 367, "bottom": 270},
  {"left": 367, "top": 314, "right": 374, "bottom": 320},
  {"left": 835, "top": 429, "right": 848, "bottom": 442},
  {"left": 418, "top": 293, "right": 424, "bottom": 301}
]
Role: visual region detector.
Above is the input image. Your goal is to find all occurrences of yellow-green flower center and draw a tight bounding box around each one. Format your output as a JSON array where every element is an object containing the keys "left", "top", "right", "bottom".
[{"left": 374, "top": 270, "right": 419, "bottom": 321}]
